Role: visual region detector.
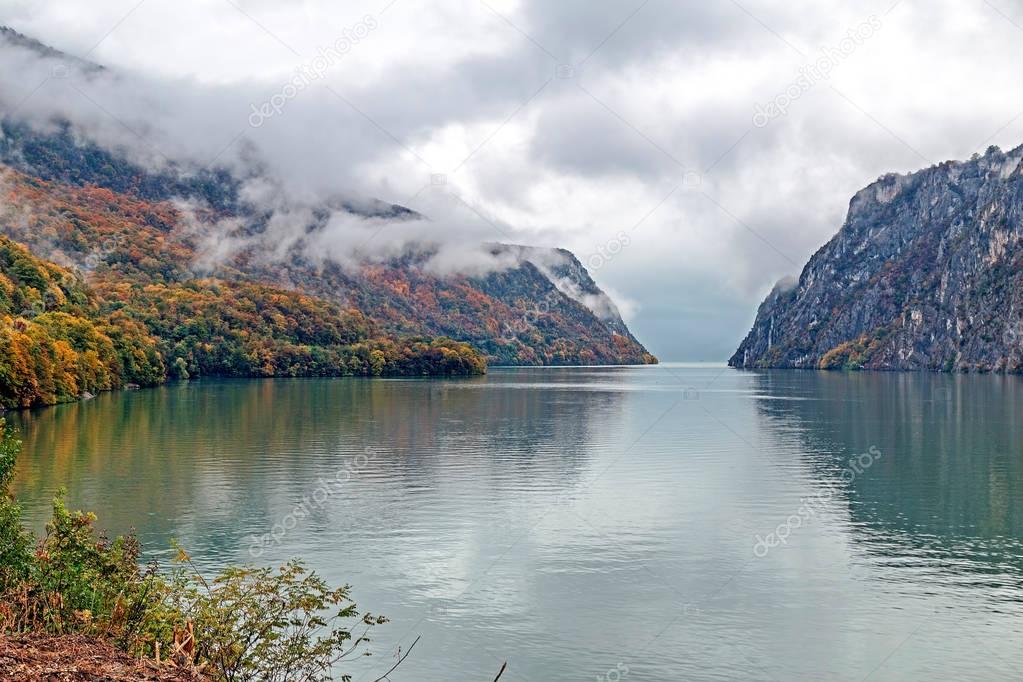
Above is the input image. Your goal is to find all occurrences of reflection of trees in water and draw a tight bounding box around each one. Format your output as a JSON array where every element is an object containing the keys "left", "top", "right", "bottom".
[
  {"left": 751, "top": 370, "right": 1023, "bottom": 578},
  {"left": 9, "top": 372, "right": 627, "bottom": 560}
]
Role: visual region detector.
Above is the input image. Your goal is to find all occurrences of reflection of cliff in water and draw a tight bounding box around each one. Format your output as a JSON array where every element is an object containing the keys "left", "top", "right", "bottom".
[
  {"left": 751, "top": 370, "right": 1023, "bottom": 577},
  {"left": 10, "top": 372, "right": 627, "bottom": 558}
]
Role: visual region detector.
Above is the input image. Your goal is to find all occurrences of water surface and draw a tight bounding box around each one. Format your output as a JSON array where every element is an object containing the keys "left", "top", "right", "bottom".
[{"left": 11, "top": 366, "right": 1023, "bottom": 680}]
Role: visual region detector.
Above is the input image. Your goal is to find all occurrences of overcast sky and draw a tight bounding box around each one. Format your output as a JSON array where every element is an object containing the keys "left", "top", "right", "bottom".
[{"left": 3, "top": 0, "right": 1023, "bottom": 361}]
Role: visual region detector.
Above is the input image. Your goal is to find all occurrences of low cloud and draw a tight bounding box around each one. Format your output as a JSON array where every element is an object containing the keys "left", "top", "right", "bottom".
[{"left": 2, "top": 0, "right": 1023, "bottom": 359}]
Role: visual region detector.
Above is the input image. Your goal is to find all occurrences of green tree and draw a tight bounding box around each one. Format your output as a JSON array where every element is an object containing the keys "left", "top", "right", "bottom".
[{"left": 0, "top": 420, "right": 32, "bottom": 593}]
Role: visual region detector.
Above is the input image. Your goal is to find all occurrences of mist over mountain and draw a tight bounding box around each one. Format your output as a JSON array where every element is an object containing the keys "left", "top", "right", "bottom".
[{"left": 0, "top": 26, "right": 655, "bottom": 373}]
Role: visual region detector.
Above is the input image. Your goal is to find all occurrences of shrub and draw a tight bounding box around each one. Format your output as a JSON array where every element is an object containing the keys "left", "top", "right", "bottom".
[
  {"left": 165, "top": 552, "right": 387, "bottom": 682},
  {"left": 0, "top": 420, "right": 32, "bottom": 593},
  {"left": 0, "top": 421, "right": 387, "bottom": 681}
]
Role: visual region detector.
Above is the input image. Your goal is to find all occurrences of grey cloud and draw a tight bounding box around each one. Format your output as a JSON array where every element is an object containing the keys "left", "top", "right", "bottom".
[
  {"left": 530, "top": 88, "right": 682, "bottom": 178},
  {"left": 519, "top": 0, "right": 794, "bottom": 68},
  {"left": 3, "top": 0, "right": 1023, "bottom": 361}
]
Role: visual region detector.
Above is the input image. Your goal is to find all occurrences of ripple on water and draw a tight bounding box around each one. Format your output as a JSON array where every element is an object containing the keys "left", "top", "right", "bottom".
[{"left": 9, "top": 367, "right": 1023, "bottom": 680}]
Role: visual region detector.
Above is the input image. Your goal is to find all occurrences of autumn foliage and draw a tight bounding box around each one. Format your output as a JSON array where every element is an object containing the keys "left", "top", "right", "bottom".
[
  {"left": 0, "top": 234, "right": 483, "bottom": 408},
  {"left": 0, "top": 124, "right": 654, "bottom": 394},
  {"left": 0, "top": 238, "right": 164, "bottom": 408}
]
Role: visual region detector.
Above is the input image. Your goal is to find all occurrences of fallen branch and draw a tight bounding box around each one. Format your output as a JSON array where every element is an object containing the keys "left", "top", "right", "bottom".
[{"left": 372, "top": 635, "right": 421, "bottom": 681}]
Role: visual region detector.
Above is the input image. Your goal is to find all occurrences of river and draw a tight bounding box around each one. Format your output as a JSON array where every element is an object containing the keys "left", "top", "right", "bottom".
[{"left": 11, "top": 365, "right": 1023, "bottom": 680}]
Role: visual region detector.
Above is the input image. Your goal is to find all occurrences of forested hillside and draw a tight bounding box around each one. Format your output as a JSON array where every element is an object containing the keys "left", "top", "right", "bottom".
[
  {"left": 0, "top": 117, "right": 655, "bottom": 367},
  {"left": 0, "top": 233, "right": 484, "bottom": 409},
  {"left": 0, "top": 26, "right": 655, "bottom": 379}
]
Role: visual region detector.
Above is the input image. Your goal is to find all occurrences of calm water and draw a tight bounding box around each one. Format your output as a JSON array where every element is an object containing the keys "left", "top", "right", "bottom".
[{"left": 10, "top": 365, "right": 1023, "bottom": 681}]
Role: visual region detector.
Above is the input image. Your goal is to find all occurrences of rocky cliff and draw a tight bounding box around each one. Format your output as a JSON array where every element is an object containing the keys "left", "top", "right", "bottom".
[{"left": 731, "top": 144, "right": 1023, "bottom": 373}]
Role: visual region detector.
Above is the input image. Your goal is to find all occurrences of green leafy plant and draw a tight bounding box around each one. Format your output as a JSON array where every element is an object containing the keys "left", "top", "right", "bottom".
[
  {"left": 0, "top": 419, "right": 32, "bottom": 593},
  {"left": 166, "top": 547, "right": 387, "bottom": 682},
  {"left": 0, "top": 420, "right": 391, "bottom": 680}
]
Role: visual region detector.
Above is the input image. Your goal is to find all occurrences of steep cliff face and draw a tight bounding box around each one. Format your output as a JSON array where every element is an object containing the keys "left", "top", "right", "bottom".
[{"left": 731, "top": 144, "right": 1023, "bottom": 373}]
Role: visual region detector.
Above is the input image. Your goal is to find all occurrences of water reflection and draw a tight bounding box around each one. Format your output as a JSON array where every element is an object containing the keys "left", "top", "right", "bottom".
[
  {"left": 10, "top": 367, "right": 1023, "bottom": 680},
  {"left": 10, "top": 372, "right": 628, "bottom": 563},
  {"left": 752, "top": 370, "right": 1023, "bottom": 590}
]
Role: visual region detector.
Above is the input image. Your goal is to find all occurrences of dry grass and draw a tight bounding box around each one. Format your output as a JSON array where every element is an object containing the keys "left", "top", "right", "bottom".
[{"left": 0, "top": 633, "right": 208, "bottom": 681}]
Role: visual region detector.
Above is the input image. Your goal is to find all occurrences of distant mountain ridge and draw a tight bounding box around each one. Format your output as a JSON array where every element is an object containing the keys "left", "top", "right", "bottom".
[
  {"left": 731, "top": 144, "right": 1023, "bottom": 373},
  {"left": 0, "top": 26, "right": 103, "bottom": 72}
]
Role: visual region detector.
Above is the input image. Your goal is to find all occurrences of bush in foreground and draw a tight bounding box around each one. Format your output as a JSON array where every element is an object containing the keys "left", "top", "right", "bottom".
[{"left": 0, "top": 419, "right": 386, "bottom": 681}]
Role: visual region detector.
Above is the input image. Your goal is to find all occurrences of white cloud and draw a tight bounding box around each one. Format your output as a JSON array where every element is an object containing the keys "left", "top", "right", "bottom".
[{"left": 2, "top": 0, "right": 1023, "bottom": 360}]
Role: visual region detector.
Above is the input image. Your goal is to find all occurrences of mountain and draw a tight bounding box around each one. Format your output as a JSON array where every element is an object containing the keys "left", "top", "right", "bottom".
[
  {"left": 0, "top": 26, "right": 103, "bottom": 73},
  {"left": 0, "top": 28, "right": 655, "bottom": 377},
  {"left": 0, "top": 120, "right": 655, "bottom": 367},
  {"left": 0, "top": 230, "right": 487, "bottom": 409},
  {"left": 731, "top": 144, "right": 1023, "bottom": 373}
]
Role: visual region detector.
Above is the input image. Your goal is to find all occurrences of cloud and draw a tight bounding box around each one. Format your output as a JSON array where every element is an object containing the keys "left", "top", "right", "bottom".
[
  {"left": 2, "top": 0, "right": 1023, "bottom": 360},
  {"left": 0, "top": 26, "right": 540, "bottom": 280}
]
